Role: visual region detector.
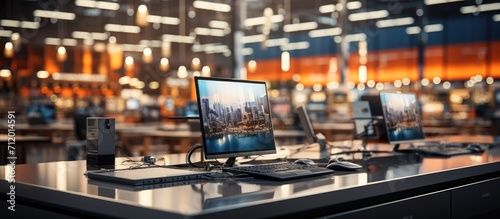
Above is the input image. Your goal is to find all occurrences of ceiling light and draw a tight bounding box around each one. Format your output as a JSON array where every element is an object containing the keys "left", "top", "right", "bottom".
[
  {"left": 376, "top": 17, "right": 414, "bottom": 28},
  {"left": 264, "top": 38, "right": 289, "bottom": 47},
  {"left": 33, "top": 10, "right": 76, "bottom": 20},
  {"left": 72, "top": 31, "right": 109, "bottom": 40},
  {"left": 57, "top": 46, "right": 67, "bottom": 62},
  {"left": 162, "top": 34, "right": 195, "bottom": 44},
  {"left": 149, "top": 81, "right": 160, "bottom": 89},
  {"left": 105, "top": 24, "right": 140, "bottom": 33},
  {"left": 319, "top": 4, "right": 335, "bottom": 13},
  {"left": 193, "top": 1, "right": 231, "bottom": 12},
  {"left": 20, "top": 21, "right": 40, "bottom": 29},
  {"left": 0, "top": 19, "right": 20, "bottom": 27},
  {"left": 359, "top": 65, "right": 367, "bottom": 83},
  {"left": 461, "top": 3, "right": 500, "bottom": 14},
  {"left": 425, "top": 0, "right": 463, "bottom": 5},
  {"left": 177, "top": 66, "right": 188, "bottom": 78},
  {"left": 280, "top": 41, "right": 310, "bottom": 51},
  {"left": 209, "top": 20, "right": 229, "bottom": 29},
  {"left": 241, "top": 48, "right": 253, "bottom": 56},
  {"left": 357, "top": 83, "right": 366, "bottom": 91},
  {"left": 346, "top": 1, "right": 362, "bottom": 10},
  {"left": 44, "top": 38, "right": 61, "bottom": 45},
  {"left": 308, "top": 27, "right": 342, "bottom": 38},
  {"left": 136, "top": 4, "right": 149, "bottom": 27},
  {"left": 327, "top": 81, "right": 339, "bottom": 89},
  {"left": 0, "top": 69, "right": 12, "bottom": 77},
  {"left": 344, "top": 33, "right": 366, "bottom": 42},
  {"left": 142, "top": 47, "right": 152, "bottom": 63},
  {"left": 424, "top": 24, "right": 444, "bottom": 32},
  {"left": 244, "top": 14, "right": 284, "bottom": 27},
  {"left": 281, "top": 51, "right": 290, "bottom": 72},
  {"left": 348, "top": 10, "right": 389, "bottom": 22},
  {"left": 62, "top": 39, "right": 77, "bottom": 46},
  {"left": 160, "top": 57, "right": 170, "bottom": 71},
  {"left": 194, "top": 27, "right": 225, "bottom": 37},
  {"left": 406, "top": 26, "right": 421, "bottom": 35},
  {"left": 202, "top": 66, "right": 210, "bottom": 76},
  {"left": 283, "top": 21, "right": 318, "bottom": 32},
  {"left": 125, "top": 56, "right": 134, "bottom": 65},
  {"left": 95, "top": 1, "right": 120, "bottom": 10},
  {"left": 394, "top": 80, "right": 402, "bottom": 88},
  {"left": 494, "top": 14, "right": 500, "bottom": 22},
  {"left": 76, "top": 0, "right": 119, "bottom": 10},
  {"left": 421, "top": 78, "right": 430, "bottom": 86},
  {"left": 241, "top": 34, "right": 266, "bottom": 44},
  {"left": 37, "top": 70, "right": 49, "bottom": 79},
  {"left": 0, "top": 30, "right": 12, "bottom": 37},
  {"left": 146, "top": 15, "right": 180, "bottom": 25}
]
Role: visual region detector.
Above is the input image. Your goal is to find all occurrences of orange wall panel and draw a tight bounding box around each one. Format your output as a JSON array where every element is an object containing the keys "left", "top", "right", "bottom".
[{"left": 445, "top": 42, "right": 487, "bottom": 80}]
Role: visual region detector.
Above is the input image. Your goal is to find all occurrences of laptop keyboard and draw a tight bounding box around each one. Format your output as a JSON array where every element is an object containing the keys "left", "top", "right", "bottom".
[
  {"left": 228, "top": 162, "right": 316, "bottom": 173},
  {"left": 414, "top": 145, "right": 476, "bottom": 157},
  {"left": 225, "top": 162, "right": 334, "bottom": 180}
]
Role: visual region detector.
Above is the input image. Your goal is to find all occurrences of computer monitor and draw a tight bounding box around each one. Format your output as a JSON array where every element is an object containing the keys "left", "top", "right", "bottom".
[
  {"left": 360, "top": 94, "right": 387, "bottom": 141},
  {"left": 194, "top": 77, "right": 276, "bottom": 166},
  {"left": 296, "top": 105, "right": 330, "bottom": 158},
  {"left": 296, "top": 105, "right": 319, "bottom": 144},
  {"left": 351, "top": 101, "right": 378, "bottom": 139},
  {"left": 140, "top": 105, "right": 162, "bottom": 123},
  {"left": 380, "top": 91, "right": 425, "bottom": 145},
  {"left": 26, "top": 101, "right": 57, "bottom": 124}
]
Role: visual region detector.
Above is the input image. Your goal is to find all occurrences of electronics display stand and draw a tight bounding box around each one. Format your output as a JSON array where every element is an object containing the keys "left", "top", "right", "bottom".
[
  {"left": 314, "top": 133, "right": 330, "bottom": 160},
  {"left": 332, "top": 116, "right": 390, "bottom": 159}
]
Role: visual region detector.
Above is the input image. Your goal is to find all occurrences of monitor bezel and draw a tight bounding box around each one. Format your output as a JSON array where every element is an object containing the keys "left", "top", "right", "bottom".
[
  {"left": 194, "top": 76, "right": 277, "bottom": 160},
  {"left": 380, "top": 91, "right": 426, "bottom": 145},
  {"left": 296, "top": 105, "right": 316, "bottom": 144}
]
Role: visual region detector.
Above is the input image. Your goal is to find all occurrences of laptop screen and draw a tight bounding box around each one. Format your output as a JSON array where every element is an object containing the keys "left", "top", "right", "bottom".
[
  {"left": 380, "top": 91, "right": 425, "bottom": 144},
  {"left": 194, "top": 77, "right": 277, "bottom": 159}
]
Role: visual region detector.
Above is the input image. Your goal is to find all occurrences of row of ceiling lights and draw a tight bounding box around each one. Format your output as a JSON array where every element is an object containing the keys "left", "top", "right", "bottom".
[
  {"left": 289, "top": 74, "right": 494, "bottom": 93},
  {"left": 2, "top": 1, "right": 500, "bottom": 71}
]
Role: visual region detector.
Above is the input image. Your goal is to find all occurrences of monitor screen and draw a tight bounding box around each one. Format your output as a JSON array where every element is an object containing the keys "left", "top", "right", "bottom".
[
  {"left": 380, "top": 92, "right": 425, "bottom": 144},
  {"left": 194, "top": 77, "right": 276, "bottom": 160},
  {"left": 184, "top": 101, "right": 199, "bottom": 117},
  {"left": 296, "top": 105, "right": 316, "bottom": 144},
  {"left": 141, "top": 105, "right": 162, "bottom": 123},
  {"left": 126, "top": 98, "right": 140, "bottom": 110},
  {"left": 26, "top": 102, "right": 57, "bottom": 124}
]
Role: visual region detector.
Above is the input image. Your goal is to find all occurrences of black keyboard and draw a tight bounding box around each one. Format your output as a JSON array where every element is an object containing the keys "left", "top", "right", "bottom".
[
  {"left": 225, "top": 162, "right": 334, "bottom": 181},
  {"left": 401, "top": 144, "right": 484, "bottom": 157}
]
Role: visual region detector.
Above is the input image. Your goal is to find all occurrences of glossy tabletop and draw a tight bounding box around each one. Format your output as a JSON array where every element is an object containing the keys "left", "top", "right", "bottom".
[{"left": 1, "top": 143, "right": 500, "bottom": 218}]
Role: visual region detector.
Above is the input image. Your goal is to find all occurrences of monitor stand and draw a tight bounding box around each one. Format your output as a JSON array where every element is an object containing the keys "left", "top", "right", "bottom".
[
  {"left": 225, "top": 157, "right": 236, "bottom": 167},
  {"left": 315, "top": 133, "right": 330, "bottom": 159}
]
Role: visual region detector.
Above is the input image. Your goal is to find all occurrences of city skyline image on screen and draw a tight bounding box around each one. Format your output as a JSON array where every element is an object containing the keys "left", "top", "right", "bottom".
[
  {"left": 195, "top": 77, "right": 276, "bottom": 159},
  {"left": 380, "top": 92, "right": 425, "bottom": 144}
]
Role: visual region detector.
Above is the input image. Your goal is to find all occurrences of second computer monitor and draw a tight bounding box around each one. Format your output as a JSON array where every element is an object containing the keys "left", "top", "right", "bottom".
[
  {"left": 380, "top": 91, "right": 425, "bottom": 144},
  {"left": 296, "top": 105, "right": 316, "bottom": 144}
]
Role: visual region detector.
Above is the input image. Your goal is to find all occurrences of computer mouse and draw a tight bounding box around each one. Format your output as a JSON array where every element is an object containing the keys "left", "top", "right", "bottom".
[
  {"left": 326, "top": 159, "right": 362, "bottom": 171},
  {"left": 293, "top": 159, "right": 316, "bottom": 166},
  {"left": 466, "top": 144, "right": 484, "bottom": 153}
]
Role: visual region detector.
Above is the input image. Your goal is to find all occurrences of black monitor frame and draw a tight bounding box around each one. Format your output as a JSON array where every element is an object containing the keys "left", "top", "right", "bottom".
[
  {"left": 296, "top": 105, "right": 329, "bottom": 159},
  {"left": 194, "top": 76, "right": 277, "bottom": 166}
]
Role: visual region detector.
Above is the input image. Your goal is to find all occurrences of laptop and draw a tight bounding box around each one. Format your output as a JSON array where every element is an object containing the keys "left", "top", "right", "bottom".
[
  {"left": 86, "top": 167, "right": 208, "bottom": 186},
  {"left": 194, "top": 76, "right": 334, "bottom": 180}
]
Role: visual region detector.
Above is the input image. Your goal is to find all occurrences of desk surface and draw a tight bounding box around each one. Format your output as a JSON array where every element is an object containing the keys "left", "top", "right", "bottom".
[{"left": 1, "top": 142, "right": 500, "bottom": 218}]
